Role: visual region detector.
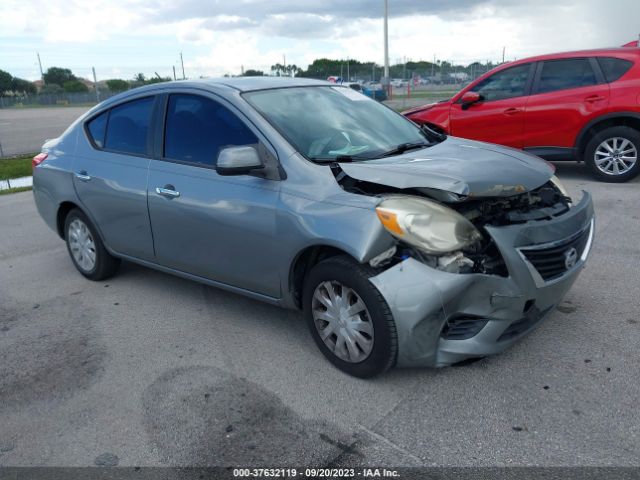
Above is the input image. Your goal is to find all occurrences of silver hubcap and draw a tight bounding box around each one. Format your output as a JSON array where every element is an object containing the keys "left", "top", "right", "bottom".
[
  {"left": 68, "top": 218, "right": 96, "bottom": 272},
  {"left": 311, "top": 281, "right": 374, "bottom": 363},
  {"left": 594, "top": 137, "right": 637, "bottom": 176}
]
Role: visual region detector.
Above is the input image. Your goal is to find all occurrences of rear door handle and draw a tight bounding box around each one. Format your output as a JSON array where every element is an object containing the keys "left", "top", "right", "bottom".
[
  {"left": 585, "top": 95, "right": 605, "bottom": 103},
  {"left": 503, "top": 107, "right": 522, "bottom": 115},
  {"left": 74, "top": 171, "right": 91, "bottom": 181},
  {"left": 155, "top": 185, "right": 180, "bottom": 198}
]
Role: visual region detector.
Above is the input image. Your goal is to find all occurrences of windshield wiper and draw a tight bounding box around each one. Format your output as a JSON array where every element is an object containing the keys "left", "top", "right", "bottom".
[
  {"left": 377, "top": 142, "right": 430, "bottom": 158},
  {"left": 421, "top": 124, "right": 447, "bottom": 142},
  {"left": 308, "top": 154, "right": 371, "bottom": 164}
]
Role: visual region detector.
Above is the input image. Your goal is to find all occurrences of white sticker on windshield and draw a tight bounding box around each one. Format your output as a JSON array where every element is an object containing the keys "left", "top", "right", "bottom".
[{"left": 332, "top": 86, "right": 369, "bottom": 101}]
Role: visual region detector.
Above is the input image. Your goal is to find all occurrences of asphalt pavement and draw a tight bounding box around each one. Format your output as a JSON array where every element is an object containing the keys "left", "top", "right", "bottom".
[
  {"left": 0, "top": 163, "right": 638, "bottom": 467},
  {"left": 0, "top": 107, "right": 90, "bottom": 156}
]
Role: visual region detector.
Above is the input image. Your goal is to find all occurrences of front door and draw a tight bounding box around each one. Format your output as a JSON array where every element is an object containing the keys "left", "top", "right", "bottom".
[
  {"left": 449, "top": 63, "right": 534, "bottom": 148},
  {"left": 147, "top": 93, "right": 282, "bottom": 298}
]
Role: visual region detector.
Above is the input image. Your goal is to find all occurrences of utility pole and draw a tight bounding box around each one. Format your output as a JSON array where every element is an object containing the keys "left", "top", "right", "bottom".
[
  {"left": 383, "top": 0, "right": 389, "bottom": 92},
  {"left": 502, "top": 46, "right": 505, "bottom": 63},
  {"left": 37, "top": 52, "right": 44, "bottom": 83},
  {"left": 180, "top": 52, "right": 185, "bottom": 79},
  {"left": 92, "top": 67, "right": 99, "bottom": 103},
  {"left": 346, "top": 57, "right": 350, "bottom": 82},
  {"left": 173, "top": 66, "right": 176, "bottom": 81}
]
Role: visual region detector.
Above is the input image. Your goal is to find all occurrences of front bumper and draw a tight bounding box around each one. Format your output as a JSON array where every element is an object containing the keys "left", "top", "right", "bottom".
[{"left": 370, "top": 191, "right": 595, "bottom": 368}]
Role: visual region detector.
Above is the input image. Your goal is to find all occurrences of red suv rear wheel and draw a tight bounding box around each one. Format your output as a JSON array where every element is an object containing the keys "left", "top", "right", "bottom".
[{"left": 584, "top": 126, "right": 640, "bottom": 182}]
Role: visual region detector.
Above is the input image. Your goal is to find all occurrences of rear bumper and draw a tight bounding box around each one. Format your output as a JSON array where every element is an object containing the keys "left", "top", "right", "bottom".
[{"left": 370, "top": 192, "right": 595, "bottom": 368}]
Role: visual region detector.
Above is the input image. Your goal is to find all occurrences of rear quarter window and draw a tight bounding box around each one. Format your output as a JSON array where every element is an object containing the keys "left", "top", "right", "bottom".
[
  {"left": 87, "top": 111, "right": 107, "bottom": 148},
  {"left": 597, "top": 57, "right": 634, "bottom": 82}
]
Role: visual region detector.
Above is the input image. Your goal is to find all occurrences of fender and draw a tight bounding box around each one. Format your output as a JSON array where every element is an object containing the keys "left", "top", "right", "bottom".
[{"left": 574, "top": 111, "right": 640, "bottom": 152}]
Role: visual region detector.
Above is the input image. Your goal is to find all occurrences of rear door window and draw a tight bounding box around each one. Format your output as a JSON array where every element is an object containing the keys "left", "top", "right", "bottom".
[
  {"left": 163, "top": 94, "right": 258, "bottom": 166},
  {"left": 536, "top": 58, "right": 598, "bottom": 94},
  {"left": 597, "top": 57, "right": 634, "bottom": 82},
  {"left": 103, "top": 97, "right": 154, "bottom": 155}
]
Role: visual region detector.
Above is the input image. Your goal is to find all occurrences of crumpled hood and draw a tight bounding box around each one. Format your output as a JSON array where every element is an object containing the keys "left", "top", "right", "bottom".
[{"left": 340, "top": 136, "right": 555, "bottom": 198}]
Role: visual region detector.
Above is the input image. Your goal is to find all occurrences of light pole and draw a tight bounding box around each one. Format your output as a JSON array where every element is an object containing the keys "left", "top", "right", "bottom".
[{"left": 383, "top": 0, "right": 390, "bottom": 97}]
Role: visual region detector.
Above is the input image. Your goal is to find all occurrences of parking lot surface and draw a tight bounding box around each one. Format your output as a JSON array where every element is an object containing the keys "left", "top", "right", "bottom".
[
  {"left": 0, "top": 107, "right": 90, "bottom": 157},
  {"left": 0, "top": 163, "right": 638, "bottom": 467}
]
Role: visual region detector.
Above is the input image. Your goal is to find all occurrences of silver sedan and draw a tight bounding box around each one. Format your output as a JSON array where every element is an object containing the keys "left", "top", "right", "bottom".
[{"left": 33, "top": 77, "right": 594, "bottom": 377}]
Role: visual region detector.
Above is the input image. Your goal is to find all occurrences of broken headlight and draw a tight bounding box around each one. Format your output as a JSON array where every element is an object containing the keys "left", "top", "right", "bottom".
[
  {"left": 549, "top": 175, "right": 569, "bottom": 198},
  {"left": 375, "top": 195, "right": 482, "bottom": 254}
]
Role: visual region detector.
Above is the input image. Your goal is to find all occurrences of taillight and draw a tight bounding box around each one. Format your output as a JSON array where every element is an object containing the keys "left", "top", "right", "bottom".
[{"left": 32, "top": 153, "right": 48, "bottom": 168}]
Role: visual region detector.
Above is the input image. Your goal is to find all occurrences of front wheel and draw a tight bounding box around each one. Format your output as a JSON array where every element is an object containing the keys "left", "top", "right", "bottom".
[
  {"left": 302, "top": 255, "right": 397, "bottom": 378},
  {"left": 64, "top": 208, "right": 120, "bottom": 281},
  {"left": 584, "top": 126, "right": 640, "bottom": 182}
]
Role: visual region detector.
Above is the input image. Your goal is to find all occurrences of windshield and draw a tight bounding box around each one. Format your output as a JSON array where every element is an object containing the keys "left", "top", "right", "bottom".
[{"left": 243, "top": 86, "right": 429, "bottom": 162}]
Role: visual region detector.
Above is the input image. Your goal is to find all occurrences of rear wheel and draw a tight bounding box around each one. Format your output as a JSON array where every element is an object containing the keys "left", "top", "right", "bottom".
[
  {"left": 303, "top": 255, "right": 397, "bottom": 378},
  {"left": 584, "top": 126, "right": 640, "bottom": 182},
  {"left": 64, "top": 208, "right": 120, "bottom": 280}
]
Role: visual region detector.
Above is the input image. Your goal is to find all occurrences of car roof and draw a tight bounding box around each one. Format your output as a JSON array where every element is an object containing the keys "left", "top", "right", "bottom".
[
  {"left": 502, "top": 47, "right": 640, "bottom": 67},
  {"left": 93, "top": 76, "right": 335, "bottom": 112},
  {"left": 194, "top": 76, "right": 332, "bottom": 91}
]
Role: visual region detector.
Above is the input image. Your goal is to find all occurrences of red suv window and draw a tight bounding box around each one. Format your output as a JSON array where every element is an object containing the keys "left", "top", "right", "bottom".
[
  {"left": 536, "top": 58, "right": 598, "bottom": 94},
  {"left": 597, "top": 57, "right": 634, "bottom": 82},
  {"left": 473, "top": 64, "right": 531, "bottom": 101}
]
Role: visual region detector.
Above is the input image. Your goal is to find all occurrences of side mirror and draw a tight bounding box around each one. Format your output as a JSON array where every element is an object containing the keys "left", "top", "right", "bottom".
[
  {"left": 460, "top": 91, "right": 482, "bottom": 110},
  {"left": 216, "top": 146, "right": 264, "bottom": 176}
]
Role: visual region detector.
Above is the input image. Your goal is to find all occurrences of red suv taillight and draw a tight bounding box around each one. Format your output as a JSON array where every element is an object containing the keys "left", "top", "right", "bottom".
[{"left": 32, "top": 153, "right": 48, "bottom": 168}]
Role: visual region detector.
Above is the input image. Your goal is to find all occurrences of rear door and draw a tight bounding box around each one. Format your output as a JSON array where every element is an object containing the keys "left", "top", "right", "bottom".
[
  {"left": 449, "top": 63, "right": 534, "bottom": 148},
  {"left": 146, "top": 92, "right": 282, "bottom": 298},
  {"left": 73, "top": 96, "right": 157, "bottom": 261},
  {"left": 523, "top": 58, "right": 610, "bottom": 149}
]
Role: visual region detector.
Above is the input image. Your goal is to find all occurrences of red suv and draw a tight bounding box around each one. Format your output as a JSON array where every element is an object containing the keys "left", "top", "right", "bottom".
[{"left": 404, "top": 47, "right": 640, "bottom": 182}]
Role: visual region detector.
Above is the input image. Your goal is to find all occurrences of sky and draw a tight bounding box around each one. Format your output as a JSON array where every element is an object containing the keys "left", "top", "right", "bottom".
[{"left": 0, "top": 0, "right": 638, "bottom": 81}]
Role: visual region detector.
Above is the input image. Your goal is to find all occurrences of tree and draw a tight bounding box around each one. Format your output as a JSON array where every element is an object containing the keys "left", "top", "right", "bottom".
[
  {"left": 0, "top": 69, "right": 12, "bottom": 95},
  {"left": 63, "top": 80, "right": 89, "bottom": 93},
  {"left": 243, "top": 69, "right": 264, "bottom": 77},
  {"left": 133, "top": 73, "right": 146, "bottom": 83},
  {"left": 11, "top": 77, "right": 36, "bottom": 95},
  {"left": 145, "top": 76, "right": 171, "bottom": 84},
  {"left": 43, "top": 67, "right": 76, "bottom": 87},
  {"left": 41, "top": 84, "right": 64, "bottom": 94},
  {"left": 106, "top": 79, "right": 129, "bottom": 92}
]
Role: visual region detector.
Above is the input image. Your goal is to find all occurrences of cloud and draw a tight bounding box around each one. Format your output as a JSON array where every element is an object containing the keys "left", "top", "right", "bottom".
[{"left": 1, "top": 0, "right": 638, "bottom": 80}]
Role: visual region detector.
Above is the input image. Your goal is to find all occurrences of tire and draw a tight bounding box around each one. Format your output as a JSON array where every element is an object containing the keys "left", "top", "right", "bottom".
[
  {"left": 302, "top": 255, "right": 397, "bottom": 378},
  {"left": 64, "top": 208, "right": 120, "bottom": 281},
  {"left": 584, "top": 126, "right": 640, "bottom": 182}
]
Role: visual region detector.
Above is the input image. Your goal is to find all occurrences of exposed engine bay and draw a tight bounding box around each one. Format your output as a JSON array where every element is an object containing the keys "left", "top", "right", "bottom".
[{"left": 333, "top": 165, "right": 572, "bottom": 276}]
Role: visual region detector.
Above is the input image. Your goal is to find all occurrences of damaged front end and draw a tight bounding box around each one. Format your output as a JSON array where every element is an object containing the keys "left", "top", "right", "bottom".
[{"left": 334, "top": 164, "right": 594, "bottom": 368}]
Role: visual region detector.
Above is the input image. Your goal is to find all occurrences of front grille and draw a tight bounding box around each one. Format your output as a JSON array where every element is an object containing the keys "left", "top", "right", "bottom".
[
  {"left": 441, "top": 317, "right": 488, "bottom": 340},
  {"left": 497, "top": 306, "right": 553, "bottom": 342},
  {"left": 519, "top": 224, "right": 591, "bottom": 282}
]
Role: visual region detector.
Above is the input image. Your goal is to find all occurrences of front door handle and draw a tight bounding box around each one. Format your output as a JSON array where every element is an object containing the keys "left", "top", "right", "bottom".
[
  {"left": 74, "top": 171, "right": 91, "bottom": 181},
  {"left": 503, "top": 107, "right": 522, "bottom": 115},
  {"left": 155, "top": 185, "right": 180, "bottom": 198}
]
